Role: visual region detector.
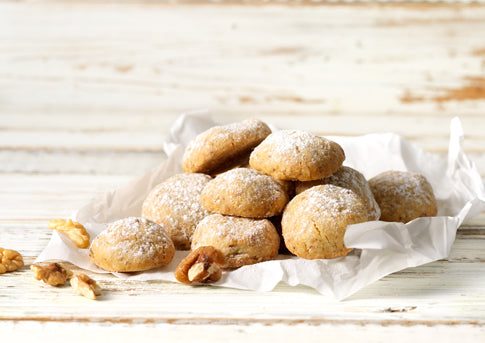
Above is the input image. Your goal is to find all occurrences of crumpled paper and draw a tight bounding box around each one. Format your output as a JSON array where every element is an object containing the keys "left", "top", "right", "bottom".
[{"left": 36, "top": 111, "right": 485, "bottom": 300}]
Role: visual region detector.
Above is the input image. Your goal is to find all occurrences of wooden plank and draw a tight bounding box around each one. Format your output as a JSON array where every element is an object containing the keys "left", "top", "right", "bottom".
[
  {"left": 0, "top": 149, "right": 165, "bottom": 174},
  {"left": 1, "top": 3, "right": 485, "bottom": 128},
  {"left": 2, "top": 321, "right": 483, "bottom": 343},
  {"left": 1, "top": 115, "right": 484, "bottom": 152},
  {"left": 0, "top": 174, "right": 130, "bottom": 220}
]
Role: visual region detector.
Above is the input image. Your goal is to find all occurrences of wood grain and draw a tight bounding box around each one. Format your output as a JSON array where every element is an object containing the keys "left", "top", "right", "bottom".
[{"left": 1, "top": 2, "right": 485, "bottom": 181}]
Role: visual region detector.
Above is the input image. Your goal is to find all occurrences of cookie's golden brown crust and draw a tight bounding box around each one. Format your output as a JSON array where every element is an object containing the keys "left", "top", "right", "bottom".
[
  {"left": 141, "top": 173, "right": 212, "bottom": 250},
  {"left": 200, "top": 168, "right": 289, "bottom": 218},
  {"left": 89, "top": 217, "right": 175, "bottom": 272},
  {"left": 249, "top": 130, "right": 345, "bottom": 181},
  {"left": 282, "top": 185, "right": 368, "bottom": 260},
  {"left": 295, "top": 166, "right": 381, "bottom": 220},
  {"left": 183, "top": 118, "right": 271, "bottom": 175},
  {"left": 369, "top": 171, "right": 438, "bottom": 223},
  {"left": 191, "top": 214, "right": 280, "bottom": 268}
]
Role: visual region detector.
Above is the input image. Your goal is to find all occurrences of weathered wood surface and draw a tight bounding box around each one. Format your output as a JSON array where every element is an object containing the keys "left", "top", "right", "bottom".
[
  {"left": 1, "top": 1, "right": 485, "bottom": 342},
  {"left": 1, "top": 2, "right": 485, "bottom": 177}
]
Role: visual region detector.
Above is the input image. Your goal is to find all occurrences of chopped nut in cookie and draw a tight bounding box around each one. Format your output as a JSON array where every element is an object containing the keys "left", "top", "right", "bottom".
[
  {"left": 48, "top": 218, "right": 90, "bottom": 249},
  {"left": 175, "top": 246, "right": 224, "bottom": 285},
  {"left": 31, "top": 262, "right": 73, "bottom": 286},
  {"left": 0, "top": 247, "right": 24, "bottom": 274},
  {"left": 70, "top": 273, "right": 102, "bottom": 300}
]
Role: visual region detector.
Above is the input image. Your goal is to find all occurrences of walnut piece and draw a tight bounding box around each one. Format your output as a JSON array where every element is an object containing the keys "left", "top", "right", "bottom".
[
  {"left": 0, "top": 248, "right": 24, "bottom": 274},
  {"left": 70, "top": 273, "right": 102, "bottom": 300},
  {"left": 175, "top": 246, "right": 223, "bottom": 285},
  {"left": 31, "top": 263, "right": 73, "bottom": 286},
  {"left": 48, "top": 218, "right": 90, "bottom": 249}
]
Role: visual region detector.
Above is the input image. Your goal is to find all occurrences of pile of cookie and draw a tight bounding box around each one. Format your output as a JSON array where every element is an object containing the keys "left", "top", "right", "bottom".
[{"left": 88, "top": 118, "right": 438, "bottom": 285}]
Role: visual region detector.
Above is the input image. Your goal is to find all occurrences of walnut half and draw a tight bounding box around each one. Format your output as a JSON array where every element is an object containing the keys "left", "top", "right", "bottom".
[
  {"left": 70, "top": 273, "right": 102, "bottom": 300},
  {"left": 48, "top": 219, "right": 90, "bottom": 249},
  {"left": 31, "top": 263, "right": 73, "bottom": 286},
  {"left": 0, "top": 248, "right": 24, "bottom": 274},
  {"left": 175, "top": 246, "right": 224, "bottom": 285}
]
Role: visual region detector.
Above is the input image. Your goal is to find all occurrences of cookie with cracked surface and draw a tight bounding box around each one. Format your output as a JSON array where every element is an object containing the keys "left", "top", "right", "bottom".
[
  {"left": 191, "top": 214, "right": 280, "bottom": 268},
  {"left": 295, "top": 166, "right": 381, "bottom": 220},
  {"left": 249, "top": 130, "right": 345, "bottom": 181},
  {"left": 141, "top": 173, "right": 212, "bottom": 250},
  {"left": 369, "top": 170, "right": 438, "bottom": 223},
  {"left": 89, "top": 217, "right": 175, "bottom": 272},
  {"left": 200, "top": 168, "right": 289, "bottom": 218},
  {"left": 282, "top": 184, "right": 368, "bottom": 259},
  {"left": 182, "top": 118, "right": 271, "bottom": 175}
]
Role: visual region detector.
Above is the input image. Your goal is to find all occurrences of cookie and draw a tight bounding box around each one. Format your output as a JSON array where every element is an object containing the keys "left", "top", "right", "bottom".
[
  {"left": 295, "top": 166, "right": 381, "bottom": 220},
  {"left": 141, "top": 173, "right": 212, "bottom": 250},
  {"left": 200, "top": 168, "right": 289, "bottom": 218},
  {"left": 191, "top": 214, "right": 280, "bottom": 268},
  {"left": 369, "top": 170, "right": 438, "bottom": 223},
  {"left": 89, "top": 217, "right": 175, "bottom": 272},
  {"left": 282, "top": 184, "right": 368, "bottom": 259},
  {"left": 183, "top": 118, "right": 271, "bottom": 175},
  {"left": 249, "top": 130, "right": 345, "bottom": 181}
]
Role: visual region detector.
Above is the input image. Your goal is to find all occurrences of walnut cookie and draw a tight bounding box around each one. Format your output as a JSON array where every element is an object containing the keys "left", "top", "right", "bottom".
[
  {"left": 282, "top": 184, "right": 368, "bottom": 260},
  {"left": 89, "top": 217, "right": 175, "bottom": 272},
  {"left": 295, "top": 166, "right": 381, "bottom": 221},
  {"left": 142, "top": 173, "right": 212, "bottom": 250},
  {"left": 200, "top": 168, "right": 289, "bottom": 219},
  {"left": 191, "top": 214, "right": 280, "bottom": 268},
  {"left": 183, "top": 118, "right": 271, "bottom": 175},
  {"left": 369, "top": 170, "right": 438, "bottom": 223},
  {"left": 249, "top": 130, "right": 345, "bottom": 182}
]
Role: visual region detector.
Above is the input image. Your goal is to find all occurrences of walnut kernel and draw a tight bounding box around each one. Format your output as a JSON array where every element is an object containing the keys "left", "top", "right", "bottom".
[
  {"left": 48, "top": 219, "right": 90, "bottom": 249},
  {"left": 70, "top": 273, "right": 102, "bottom": 300},
  {"left": 175, "top": 246, "right": 223, "bottom": 285},
  {"left": 0, "top": 248, "right": 24, "bottom": 274},
  {"left": 31, "top": 262, "right": 73, "bottom": 286}
]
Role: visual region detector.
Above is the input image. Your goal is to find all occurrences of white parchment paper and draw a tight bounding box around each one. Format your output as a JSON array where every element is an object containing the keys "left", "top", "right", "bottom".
[{"left": 36, "top": 111, "right": 485, "bottom": 300}]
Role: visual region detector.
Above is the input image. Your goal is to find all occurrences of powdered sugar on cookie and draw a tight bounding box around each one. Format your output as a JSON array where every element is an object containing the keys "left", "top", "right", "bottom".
[
  {"left": 89, "top": 217, "right": 175, "bottom": 272},
  {"left": 200, "top": 168, "right": 288, "bottom": 218},
  {"left": 141, "top": 173, "right": 212, "bottom": 250},
  {"left": 296, "top": 166, "right": 381, "bottom": 221},
  {"left": 282, "top": 184, "right": 368, "bottom": 259},
  {"left": 369, "top": 171, "right": 437, "bottom": 223},
  {"left": 192, "top": 214, "right": 280, "bottom": 268},
  {"left": 183, "top": 118, "right": 271, "bottom": 174},
  {"left": 249, "top": 130, "right": 345, "bottom": 181}
]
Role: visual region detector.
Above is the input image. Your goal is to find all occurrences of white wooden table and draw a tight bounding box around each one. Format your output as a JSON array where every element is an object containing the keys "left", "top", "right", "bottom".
[{"left": 1, "top": 2, "right": 485, "bottom": 341}]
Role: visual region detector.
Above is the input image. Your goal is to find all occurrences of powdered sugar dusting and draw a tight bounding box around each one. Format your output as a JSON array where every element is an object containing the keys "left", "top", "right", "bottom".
[
  {"left": 195, "top": 214, "right": 274, "bottom": 247},
  {"left": 187, "top": 119, "right": 265, "bottom": 155},
  {"left": 288, "top": 184, "right": 368, "bottom": 237},
  {"left": 305, "top": 185, "right": 363, "bottom": 218},
  {"left": 183, "top": 118, "right": 271, "bottom": 173},
  {"left": 208, "top": 168, "right": 286, "bottom": 205},
  {"left": 369, "top": 170, "right": 438, "bottom": 223},
  {"left": 264, "top": 130, "right": 322, "bottom": 163},
  {"left": 321, "top": 166, "right": 380, "bottom": 220},
  {"left": 96, "top": 217, "right": 172, "bottom": 260},
  {"left": 250, "top": 129, "right": 345, "bottom": 181},
  {"left": 370, "top": 171, "right": 426, "bottom": 198},
  {"left": 141, "top": 173, "right": 212, "bottom": 248}
]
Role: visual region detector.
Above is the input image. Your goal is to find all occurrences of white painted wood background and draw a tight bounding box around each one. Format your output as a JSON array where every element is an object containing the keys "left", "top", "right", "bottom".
[{"left": 1, "top": 1, "right": 484, "bottom": 342}]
